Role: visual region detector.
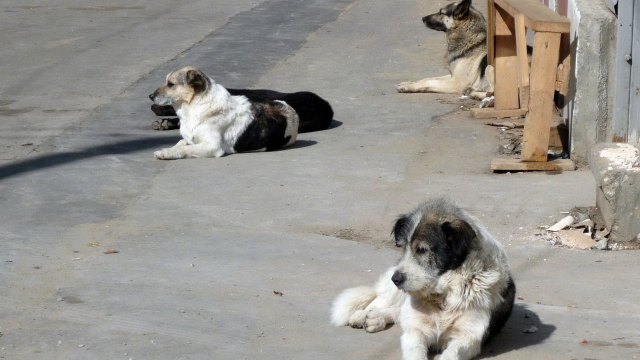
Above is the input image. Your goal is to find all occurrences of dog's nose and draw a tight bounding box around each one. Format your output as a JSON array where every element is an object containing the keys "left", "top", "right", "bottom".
[
  {"left": 391, "top": 271, "right": 405, "bottom": 287},
  {"left": 149, "top": 93, "right": 155, "bottom": 100}
]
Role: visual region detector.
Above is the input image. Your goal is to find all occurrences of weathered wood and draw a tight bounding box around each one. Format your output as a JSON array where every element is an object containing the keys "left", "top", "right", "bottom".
[
  {"left": 629, "top": 0, "right": 640, "bottom": 142},
  {"left": 612, "top": 0, "right": 633, "bottom": 142},
  {"left": 521, "top": 31, "right": 561, "bottom": 162},
  {"left": 556, "top": 33, "right": 571, "bottom": 97},
  {"left": 494, "top": 0, "right": 570, "bottom": 33},
  {"left": 491, "top": 158, "right": 575, "bottom": 171},
  {"left": 549, "top": 115, "right": 567, "bottom": 149},
  {"left": 494, "top": 6, "right": 520, "bottom": 110},
  {"left": 471, "top": 108, "right": 527, "bottom": 119},
  {"left": 487, "top": 0, "right": 496, "bottom": 67},
  {"left": 514, "top": 14, "right": 530, "bottom": 110}
]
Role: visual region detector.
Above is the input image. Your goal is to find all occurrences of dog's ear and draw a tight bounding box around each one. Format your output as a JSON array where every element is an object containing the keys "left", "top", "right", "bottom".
[
  {"left": 392, "top": 215, "right": 414, "bottom": 247},
  {"left": 441, "top": 219, "right": 475, "bottom": 254},
  {"left": 453, "top": 0, "right": 472, "bottom": 20},
  {"left": 185, "top": 69, "right": 208, "bottom": 94}
]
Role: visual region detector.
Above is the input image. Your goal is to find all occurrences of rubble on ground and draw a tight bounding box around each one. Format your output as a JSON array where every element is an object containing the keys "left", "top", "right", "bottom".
[{"left": 536, "top": 207, "right": 640, "bottom": 250}]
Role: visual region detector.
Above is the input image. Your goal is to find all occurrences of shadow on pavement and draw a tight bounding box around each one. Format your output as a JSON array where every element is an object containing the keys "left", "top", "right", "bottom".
[
  {"left": 327, "top": 119, "right": 343, "bottom": 130},
  {"left": 478, "top": 304, "right": 556, "bottom": 358},
  {"left": 0, "top": 135, "right": 180, "bottom": 181}
]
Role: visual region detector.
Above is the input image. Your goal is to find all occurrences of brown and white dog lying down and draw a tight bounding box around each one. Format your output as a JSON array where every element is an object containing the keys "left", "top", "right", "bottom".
[
  {"left": 396, "top": 0, "right": 495, "bottom": 101},
  {"left": 332, "top": 198, "right": 515, "bottom": 360},
  {"left": 151, "top": 87, "right": 334, "bottom": 133},
  {"left": 149, "top": 66, "right": 302, "bottom": 160}
]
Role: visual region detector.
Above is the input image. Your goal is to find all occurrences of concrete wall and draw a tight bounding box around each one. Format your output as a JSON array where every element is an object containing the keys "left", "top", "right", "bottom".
[{"left": 564, "top": 0, "right": 617, "bottom": 164}]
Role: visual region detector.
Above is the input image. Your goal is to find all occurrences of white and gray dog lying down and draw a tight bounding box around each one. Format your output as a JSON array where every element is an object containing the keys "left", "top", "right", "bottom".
[
  {"left": 149, "top": 66, "right": 333, "bottom": 160},
  {"left": 332, "top": 198, "right": 515, "bottom": 360}
]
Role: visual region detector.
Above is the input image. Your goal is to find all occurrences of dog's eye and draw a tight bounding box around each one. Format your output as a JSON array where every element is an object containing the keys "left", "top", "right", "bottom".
[
  {"left": 167, "top": 82, "right": 174, "bottom": 88},
  {"left": 415, "top": 247, "right": 428, "bottom": 254}
]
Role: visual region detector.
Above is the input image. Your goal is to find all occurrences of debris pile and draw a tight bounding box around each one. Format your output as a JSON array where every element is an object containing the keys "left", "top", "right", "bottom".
[
  {"left": 536, "top": 207, "right": 612, "bottom": 250},
  {"left": 538, "top": 207, "right": 640, "bottom": 250}
]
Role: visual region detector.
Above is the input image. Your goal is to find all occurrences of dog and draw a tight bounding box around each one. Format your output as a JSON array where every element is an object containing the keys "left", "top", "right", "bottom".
[
  {"left": 149, "top": 66, "right": 299, "bottom": 160},
  {"left": 332, "top": 198, "right": 515, "bottom": 360},
  {"left": 151, "top": 89, "right": 334, "bottom": 133},
  {"left": 396, "top": 0, "right": 495, "bottom": 100}
]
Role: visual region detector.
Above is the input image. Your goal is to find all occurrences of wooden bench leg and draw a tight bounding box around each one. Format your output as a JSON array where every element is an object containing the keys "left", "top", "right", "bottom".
[
  {"left": 521, "top": 31, "right": 561, "bottom": 162},
  {"left": 514, "top": 14, "right": 530, "bottom": 110},
  {"left": 494, "top": 6, "right": 520, "bottom": 110},
  {"left": 487, "top": 0, "right": 495, "bottom": 67}
]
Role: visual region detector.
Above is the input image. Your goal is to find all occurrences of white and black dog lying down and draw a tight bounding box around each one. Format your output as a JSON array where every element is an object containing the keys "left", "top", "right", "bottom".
[
  {"left": 332, "top": 198, "right": 515, "bottom": 360},
  {"left": 150, "top": 83, "right": 334, "bottom": 134},
  {"left": 149, "top": 66, "right": 327, "bottom": 160}
]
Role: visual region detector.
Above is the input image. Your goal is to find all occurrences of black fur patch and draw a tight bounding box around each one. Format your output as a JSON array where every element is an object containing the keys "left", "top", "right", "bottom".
[
  {"left": 392, "top": 215, "right": 414, "bottom": 247},
  {"left": 149, "top": 89, "right": 334, "bottom": 134},
  {"left": 423, "top": 14, "right": 447, "bottom": 32},
  {"left": 436, "top": 220, "right": 475, "bottom": 273},
  {"left": 453, "top": 0, "right": 471, "bottom": 20},
  {"left": 485, "top": 276, "right": 516, "bottom": 341},
  {"left": 233, "top": 101, "right": 291, "bottom": 152},
  {"left": 411, "top": 219, "right": 475, "bottom": 274}
]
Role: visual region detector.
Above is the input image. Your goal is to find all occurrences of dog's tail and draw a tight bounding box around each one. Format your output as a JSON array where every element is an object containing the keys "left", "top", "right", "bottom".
[{"left": 330, "top": 286, "right": 377, "bottom": 326}]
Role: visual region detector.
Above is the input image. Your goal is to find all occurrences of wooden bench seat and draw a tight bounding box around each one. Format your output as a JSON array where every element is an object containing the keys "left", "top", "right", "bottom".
[{"left": 494, "top": 0, "right": 570, "bottom": 33}]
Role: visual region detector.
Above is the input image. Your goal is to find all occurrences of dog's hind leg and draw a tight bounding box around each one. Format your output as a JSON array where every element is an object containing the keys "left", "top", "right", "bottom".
[
  {"left": 462, "top": 65, "right": 496, "bottom": 101},
  {"left": 331, "top": 286, "right": 378, "bottom": 326}
]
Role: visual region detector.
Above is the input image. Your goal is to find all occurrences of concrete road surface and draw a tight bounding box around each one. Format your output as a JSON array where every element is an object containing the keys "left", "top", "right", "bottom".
[{"left": 1, "top": 0, "right": 639, "bottom": 359}]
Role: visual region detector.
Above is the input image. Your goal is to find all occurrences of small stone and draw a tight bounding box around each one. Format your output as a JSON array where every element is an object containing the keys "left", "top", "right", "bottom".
[
  {"left": 57, "top": 297, "right": 64, "bottom": 302},
  {"left": 592, "top": 239, "right": 609, "bottom": 250},
  {"left": 79, "top": 344, "right": 85, "bottom": 348}
]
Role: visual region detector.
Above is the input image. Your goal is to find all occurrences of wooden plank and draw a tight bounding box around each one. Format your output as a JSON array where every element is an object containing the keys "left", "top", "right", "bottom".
[
  {"left": 491, "top": 158, "right": 575, "bottom": 171},
  {"left": 549, "top": 115, "right": 567, "bottom": 149},
  {"left": 471, "top": 108, "right": 527, "bottom": 119},
  {"left": 487, "top": 0, "right": 496, "bottom": 67},
  {"left": 521, "top": 31, "right": 561, "bottom": 162},
  {"left": 494, "top": 0, "right": 570, "bottom": 33},
  {"left": 612, "top": 0, "right": 633, "bottom": 142},
  {"left": 628, "top": 0, "right": 640, "bottom": 142},
  {"left": 494, "top": 6, "right": 520, "bottom": 110},
  {"left": 556, "top": 33, "right": 571, "bottom": 96},
  {"left": 514, "top": 14, "right": 530, "bottom": 110}
]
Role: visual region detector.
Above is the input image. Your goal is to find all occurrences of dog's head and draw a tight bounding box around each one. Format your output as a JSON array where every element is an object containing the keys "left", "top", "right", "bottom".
[
  {"left": 391, "top": 214, "right": 476, "bottom": 295},
  {"left": 149, "top": 66, "right": 210, "bottom": 106},
  {"left": 422, "top": 0, "right": 472, "bottom": 32}
]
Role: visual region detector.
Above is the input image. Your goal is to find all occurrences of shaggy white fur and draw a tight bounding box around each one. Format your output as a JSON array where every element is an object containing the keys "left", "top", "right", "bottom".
[{"left": 332, "top": 200, "right": 514, "bottom": 360}]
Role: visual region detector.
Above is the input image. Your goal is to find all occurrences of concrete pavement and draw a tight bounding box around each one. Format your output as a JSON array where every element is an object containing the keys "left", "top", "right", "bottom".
[{"left": 1, "top": 0, "right": 639, "bottom": 359}]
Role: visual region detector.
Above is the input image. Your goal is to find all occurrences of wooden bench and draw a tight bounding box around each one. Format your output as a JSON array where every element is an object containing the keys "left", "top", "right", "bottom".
[{"left": 471, "top": 0, "right": 574, "bottom": 171}]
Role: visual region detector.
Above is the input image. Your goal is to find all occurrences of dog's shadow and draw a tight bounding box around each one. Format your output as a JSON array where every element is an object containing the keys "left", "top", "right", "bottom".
[
  {"left": 326, "top": 119, "right": 343, "bottom": 130},
  {"left": 286, "top": 139, "right": 317, "bottom": 150},
  {"left": 477, "top": 304, "right": 556, "bottom": 358}
]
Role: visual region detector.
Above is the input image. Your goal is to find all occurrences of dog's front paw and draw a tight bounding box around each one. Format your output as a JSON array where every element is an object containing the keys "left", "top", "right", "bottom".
[
  {"left": 152, "top": 118, "right": 180, "bottom": 131},
  {"left": 364, "top": 310, "right": 387, "bottom": 333},
  {"left": 154, "top": 148, "right": 181, "bottom": 160},
  {"left": 347, "top": 309, "right": 368, "bottom": 328},
  {"left": 396, "top": 82, "right": 415, "bottom": 93}
]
